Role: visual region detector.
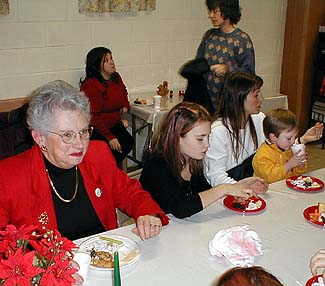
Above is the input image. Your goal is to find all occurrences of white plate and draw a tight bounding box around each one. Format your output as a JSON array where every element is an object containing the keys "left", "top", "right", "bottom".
[
  {"left": 132, "top": 99, "right": 153, "bottom": 106},
  {"left": 78, "top": 234, "right": 140, "bottom": 272}
]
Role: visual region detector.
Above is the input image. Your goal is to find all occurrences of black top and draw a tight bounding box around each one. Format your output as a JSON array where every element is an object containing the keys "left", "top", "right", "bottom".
[
  {"left": 44, "top": 157, "right": 105, "bottom": 240},
  {"left": 139, "top": 157, "right": 211, "bottom": 218},
  {"left": 179, "top": 58, "right": 215, "bottom": 115}
]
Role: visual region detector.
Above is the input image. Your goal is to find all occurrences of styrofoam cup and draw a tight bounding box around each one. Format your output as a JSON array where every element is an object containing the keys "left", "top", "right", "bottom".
[
  {"left": 153, "top": 95, "right": 162, "bottom": 110},
  {"left": 291, "top": 143, "right": 305, "bottom": 155},
  {"left": 74, "top": 252, "right": 91, "bottom": 284}
]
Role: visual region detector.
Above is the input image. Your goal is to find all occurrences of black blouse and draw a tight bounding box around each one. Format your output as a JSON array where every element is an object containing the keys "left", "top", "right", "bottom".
[
  {"left": 139, "top": 157, "right": 211, "bottom": 218},
  {"left": 44, "top": 157, "right": 105, "bottom": 240}
]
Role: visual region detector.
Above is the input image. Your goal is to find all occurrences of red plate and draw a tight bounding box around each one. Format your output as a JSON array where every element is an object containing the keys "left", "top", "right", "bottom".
[
  {"left": 223, "top": 196, "right": 266, "bottom": 213},
  {"left": 303, "top": 205, "right": 324, "bottom": 227},
  {"left": 306, "top": 274, "right": 323, "bottom": 286},
  {"left": 286, "top": 176, "right": 324, "bottom": 192}
]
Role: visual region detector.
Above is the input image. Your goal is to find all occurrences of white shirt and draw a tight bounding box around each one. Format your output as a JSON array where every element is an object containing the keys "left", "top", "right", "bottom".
[{"left": 204, "top": 112, "right": 265, "bottom": 186}]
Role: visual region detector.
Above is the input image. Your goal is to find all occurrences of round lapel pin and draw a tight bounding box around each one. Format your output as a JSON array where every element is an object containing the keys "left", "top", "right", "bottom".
[{"left": 95, "top": 188, "right": 102, "bottom": 197}]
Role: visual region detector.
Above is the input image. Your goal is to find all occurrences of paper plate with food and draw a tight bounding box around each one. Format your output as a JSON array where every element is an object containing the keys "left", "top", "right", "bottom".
[
  {"left": 305, "top": 274, "right": 325, "bottom": 286},
  {"left": 286, "top": 176, "right": 324, "bottom": 192},
  {"left": 78, "top": 234, "right": 140, "bottom": 271},
  {"left": 303, "top": 203, "right": 325, "bottom": 227},
  {"left": 133, "top": 98, "right": 153, "bottom": 106},
  {"left": 223, "top": 196, "right": 266, "bottom": 213}
]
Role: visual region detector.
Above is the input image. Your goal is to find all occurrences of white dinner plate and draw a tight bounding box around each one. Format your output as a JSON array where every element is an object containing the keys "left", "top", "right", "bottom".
[
  {"left": 78, "top": 234, "right": 140, "bottom": 272},
  {"left": 132, "top": 99, "right": 153, "bottom": 106}
]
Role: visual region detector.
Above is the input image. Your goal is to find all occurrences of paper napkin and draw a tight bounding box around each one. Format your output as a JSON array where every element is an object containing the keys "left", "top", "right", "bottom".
[{"left": 208, "top": 225, "right": 263, "bottom": 267}]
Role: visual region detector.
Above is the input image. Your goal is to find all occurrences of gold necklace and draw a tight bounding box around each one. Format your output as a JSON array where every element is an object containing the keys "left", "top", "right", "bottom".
[{"left": 46, "top": 166, "right": 78, "bottom": 203}]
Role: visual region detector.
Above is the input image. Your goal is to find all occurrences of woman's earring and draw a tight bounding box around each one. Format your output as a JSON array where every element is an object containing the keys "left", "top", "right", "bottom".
[{"left": 40, "top": 145, "right": 47, "bottom": 152}]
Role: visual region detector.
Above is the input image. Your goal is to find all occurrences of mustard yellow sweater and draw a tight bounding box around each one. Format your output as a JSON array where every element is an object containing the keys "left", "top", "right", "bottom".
[{"left": 252, "top": 141, "right": 307, "bottom": 183}]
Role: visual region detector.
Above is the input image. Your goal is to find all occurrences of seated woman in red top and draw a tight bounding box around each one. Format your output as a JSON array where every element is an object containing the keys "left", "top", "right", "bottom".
[
  {"left": 0, "top": 80, "right": 168, "bottom": 241},
  {"left": 80, "top": 47, "right": 133, "bottom": 164}
]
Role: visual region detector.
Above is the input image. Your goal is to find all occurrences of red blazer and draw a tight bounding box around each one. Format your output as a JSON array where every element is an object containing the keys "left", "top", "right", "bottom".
[
  {"left": 0, "top": 141, "right": 169, "bottom": 231},
  {"left": 80, "top": 74, "right": 130, "bottom": 141}
]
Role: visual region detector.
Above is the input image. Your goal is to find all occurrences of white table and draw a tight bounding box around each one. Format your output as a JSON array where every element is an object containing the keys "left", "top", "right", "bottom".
[
  {"left": 128, "top": 92, "right": 183, "bottom": 165},
  {"left": 75, "top": 168, "right": 325, "bottom": 286}
]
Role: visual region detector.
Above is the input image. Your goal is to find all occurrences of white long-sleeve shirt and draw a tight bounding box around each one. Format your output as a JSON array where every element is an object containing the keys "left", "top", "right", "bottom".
[{"left": 204, "top": 112, "right": 265, "bottom": 186}]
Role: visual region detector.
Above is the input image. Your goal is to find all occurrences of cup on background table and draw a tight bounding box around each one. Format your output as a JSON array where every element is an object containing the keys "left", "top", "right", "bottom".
[
  {"left": 153, "top": 95, "right": 162, "bottom": 111},
  {"left": 74, "top": 251, "right": 91, "bottom": 285}
]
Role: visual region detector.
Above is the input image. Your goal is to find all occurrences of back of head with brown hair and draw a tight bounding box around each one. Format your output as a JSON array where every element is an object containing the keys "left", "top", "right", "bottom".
[
  {"left": 215, "top": 266, "right": 283, "bottom": 286},
  {"left": 263, "top": 108, "right": 298, "bottom": 139}
]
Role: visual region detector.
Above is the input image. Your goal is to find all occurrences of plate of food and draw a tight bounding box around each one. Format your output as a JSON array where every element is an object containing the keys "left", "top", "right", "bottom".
[
  {"left": 303, "top": 203, "right": 325, "bottom": 227},
  {"left": 286, "top": 176, "right": 324, "bottom": 192},
  {"left": 133, "top": 98, "right": 153, "bottom": 106},
  {"left": 78, "top": 234, "right": 140, "bottom": 271},
  {"left": 306, "top": 274, "right": 325, "bottom": 286},
  {"left": 223, "top": 196, "right": 266, "bottom": 213}
]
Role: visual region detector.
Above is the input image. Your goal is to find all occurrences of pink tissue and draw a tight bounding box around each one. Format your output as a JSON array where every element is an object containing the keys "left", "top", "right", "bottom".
[{"left": 208, "top": 225, "right": 263, "bottom": 267}]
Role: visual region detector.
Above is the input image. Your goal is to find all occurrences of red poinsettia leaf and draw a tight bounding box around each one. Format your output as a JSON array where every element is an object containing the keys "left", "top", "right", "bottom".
[
  {"left": 0, "top": 247, "right": 43, "bottom": 286},
  {"left": 40, "top": 253, "right": 77, "bottom": 286}
]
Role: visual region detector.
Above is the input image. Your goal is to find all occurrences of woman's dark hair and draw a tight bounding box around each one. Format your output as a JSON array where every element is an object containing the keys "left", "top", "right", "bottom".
[
  {"left": 80, "top": 47, "right": 118, "bottom": 85},
  {"left": 213, "top": 71, "right": 263, "bottom": 162},
  {"left": 206, "top": 0, "right": 241, "bottom": 25},
  {"left": 150, "top": 102, "right": 211, "bottom": 183},
  {"left": 214, "top": 266, "right": 283, "bottom": 286},
  {"left": 263, "top": 108, "right": 298, "bottom": 139}
]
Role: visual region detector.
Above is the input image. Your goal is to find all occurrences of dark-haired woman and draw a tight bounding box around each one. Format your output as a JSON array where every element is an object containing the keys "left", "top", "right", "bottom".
[
  {"left": 205, "top": 71, "right": 323, "bottom": 190},
  {"left": 80, "top": 47, "right": 133, "bottom": 164},
  {"left": 139, "top": 102, "right": 259, "bottom": 219},
  {"left": 196, "top": 0, "right": 255, "bottom": 111}
]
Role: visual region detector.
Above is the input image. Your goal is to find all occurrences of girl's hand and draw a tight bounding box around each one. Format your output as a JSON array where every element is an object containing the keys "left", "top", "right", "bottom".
[
  {"left": 222, "top": 183, "right": 255, "bottom": 199},
  {"left": 109, "top": 138, "right": 122, "bottom": 152},
  {"left": 121, "top": 119, "right": 129, "bottom": 128},
  {"left": 239, "top": 177, "right": 268, "bottom": 194},
  {"left": 310, "top": 249, "right": 325, "bottom": 276}
]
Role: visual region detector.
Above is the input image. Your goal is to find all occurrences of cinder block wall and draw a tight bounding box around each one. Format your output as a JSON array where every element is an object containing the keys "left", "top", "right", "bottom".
[{"left": 0, "top": 0, "right": 287, "bottom": 100}]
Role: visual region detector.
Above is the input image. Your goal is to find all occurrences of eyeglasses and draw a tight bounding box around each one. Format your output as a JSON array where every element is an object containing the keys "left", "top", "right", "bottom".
[
  {"left": 208, "top": 8, "right": 221, "bottom": 16},
  {"left": 48, "top": 127, "right": 93, "bottom": 144}
]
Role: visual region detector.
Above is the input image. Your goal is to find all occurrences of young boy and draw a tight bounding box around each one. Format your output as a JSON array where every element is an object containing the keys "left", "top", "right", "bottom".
[{"left": 252, "top": 108, "right": 307, "bottom": 183}]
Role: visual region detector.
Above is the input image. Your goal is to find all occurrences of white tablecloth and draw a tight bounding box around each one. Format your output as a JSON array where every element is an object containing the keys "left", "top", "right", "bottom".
[{"left": 75, "top": 168, "right": 325, "bottom": 286}]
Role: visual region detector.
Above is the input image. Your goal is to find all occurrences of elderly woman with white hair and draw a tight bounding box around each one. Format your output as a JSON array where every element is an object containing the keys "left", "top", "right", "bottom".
[{"left": 0, "top": 80, "right": 168, "bottom": 242}]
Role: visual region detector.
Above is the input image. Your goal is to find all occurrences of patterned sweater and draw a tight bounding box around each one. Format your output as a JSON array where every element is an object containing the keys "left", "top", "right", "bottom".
[{"left": 196, "top": 27, "right": 255, "bottom": 109}]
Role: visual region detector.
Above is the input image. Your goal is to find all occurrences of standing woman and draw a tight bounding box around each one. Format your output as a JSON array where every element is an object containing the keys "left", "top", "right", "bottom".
[
  {"left": 80, "top": 47, "right": 133, "bottom": 164},
  {"left": 139, "top": 102, "right": 258, "bottom": 219},
  {"left": 195, "top": 0, "right": 255, "bottom": 112}
]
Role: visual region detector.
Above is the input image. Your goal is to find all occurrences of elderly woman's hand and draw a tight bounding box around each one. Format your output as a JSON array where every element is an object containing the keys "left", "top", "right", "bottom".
[
  {"left": 132, "top": 215, "right": 162, "bottom": 240},
  {"left": 310, "top": 249, "right": 325, "bottom": 277},
  {"left": 239, "top": 177, "right": 268, "bottom": 194},
  {"left": 300, "top": 122, "right": 324, "bottom": 144}
]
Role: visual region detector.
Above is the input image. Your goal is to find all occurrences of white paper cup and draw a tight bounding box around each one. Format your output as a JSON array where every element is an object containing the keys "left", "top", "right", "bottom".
[
  {"left": 74, "top": 252, "right": 91, "bottom": 284},
  {"left": 153, "top": 95, "right": 162, "bottom": 110},
  {"left": 291, "top": 143, "right": 305, "bottom": 155}
]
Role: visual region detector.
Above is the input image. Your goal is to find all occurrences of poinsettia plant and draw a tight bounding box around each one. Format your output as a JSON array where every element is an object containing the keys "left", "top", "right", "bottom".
[{"left": 0, "top": 224, "right": 78, "bottom": 286}]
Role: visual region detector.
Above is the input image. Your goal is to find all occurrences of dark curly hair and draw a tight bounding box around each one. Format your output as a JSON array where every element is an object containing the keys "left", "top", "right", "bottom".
[{"left": 206, "top": 0, "right": 241, "bottom": 25}]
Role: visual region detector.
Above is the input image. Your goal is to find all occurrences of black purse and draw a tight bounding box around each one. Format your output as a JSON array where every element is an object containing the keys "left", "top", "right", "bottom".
[{"left": 226, "top": 153, "right": 255, "bottom": 181}]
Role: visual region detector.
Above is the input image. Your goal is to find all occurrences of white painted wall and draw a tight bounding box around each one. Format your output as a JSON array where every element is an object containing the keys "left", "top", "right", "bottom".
[{"left": 0, "top": 0, "right": 287, "bottom": 100}]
